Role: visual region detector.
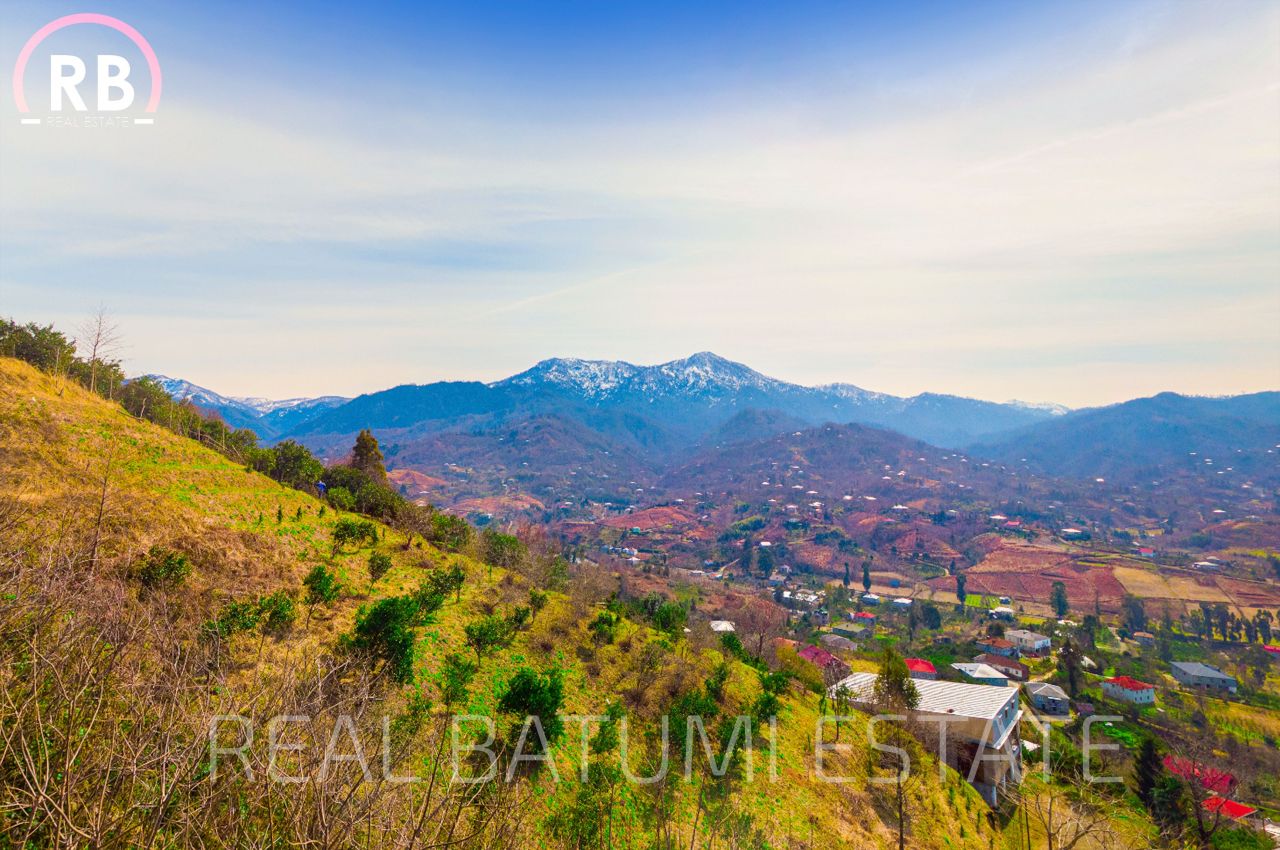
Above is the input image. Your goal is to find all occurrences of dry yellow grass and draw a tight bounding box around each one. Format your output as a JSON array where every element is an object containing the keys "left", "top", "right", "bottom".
[{"left": 0, "top": 356, "right": 1159, "bottom": 849}]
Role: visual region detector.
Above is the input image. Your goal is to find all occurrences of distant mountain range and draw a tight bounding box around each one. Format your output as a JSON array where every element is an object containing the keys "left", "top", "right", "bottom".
[
  {"left": 270, "top": 352, "right": 1066, "bottom": 448},
  {"left": 973, "top": 390, "right": 1280, "bottom": 485},
  {"left": 147, "top": 375, "right": 348, "bottom": 440},
  {"left": 149, "top": 354, "right": 1278, "bottom": 496}
]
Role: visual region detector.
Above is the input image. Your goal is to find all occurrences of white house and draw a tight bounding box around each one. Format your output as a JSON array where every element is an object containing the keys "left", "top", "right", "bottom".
[
  {"left": 1005, "top": 629, "right": 1052, "bottom": 656},
  {"left": 709, "top": 620, "right": 736, "bottom": 633},
  {"left": 831, "top": 672, "right": 1023, "bottom": 806},
  {"left": 1102, "top": 675, "right": 1156, "bottom": 705}
]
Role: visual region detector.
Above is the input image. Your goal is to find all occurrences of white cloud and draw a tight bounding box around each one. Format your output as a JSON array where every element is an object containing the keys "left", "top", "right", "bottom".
[{"left": 0, "top": 2, "right": 1276, "bottom": 405}]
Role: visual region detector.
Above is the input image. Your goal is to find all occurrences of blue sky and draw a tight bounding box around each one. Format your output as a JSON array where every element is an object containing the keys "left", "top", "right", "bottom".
[{"left": 1, "top": 0, "right": 1277, "bottom": 406}]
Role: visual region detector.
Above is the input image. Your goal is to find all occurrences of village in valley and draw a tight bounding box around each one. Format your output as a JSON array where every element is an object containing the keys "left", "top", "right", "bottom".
[{"left": 526, "top": 448, "right": 1280, "bottom": 847}]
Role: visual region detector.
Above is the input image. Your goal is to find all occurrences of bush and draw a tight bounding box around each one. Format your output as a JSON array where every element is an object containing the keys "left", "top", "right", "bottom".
[
  {"left": 498, "top": 667, "right": 565, "bottom": 744},
  {"left": 257, "top": 590, "right": 297, "bottom": 636},
  {"left": 651, "top": 600, "right": 687, "bottom": 636},
  {"left": 333, "top": 517, "right": 378, "bottom": 553},
  {"left": 327, "top": 486, "right": 356, "bottom": 512},
  {"left": 429, "top": 513, "right": 473, "bottom": 552},
  {"left": 304, "top": 564, "right": 342, "bottom": 608},
  {"left": 135, "top": 545, "right": 191, "bottom": 591},
  {"left": 465, "top": 614, "right": 515, "bottom": 660},
  {"left": 369, "top": 551, "right": 393, "bottom": 583},
  {"left": 588, "top": 610, "right": 619, "bottom": 644},
  {"left": 481, "top": 529, "right": 526, "bottom": 567},
  {"left": 438, "top": 653, "right": 478, "bottom": 708},
  {"left": 350, "top": 596, "right": 420, "bottom": 684},
  {"left": 207, "top": 600, "right": 261, "bottom": 638}
]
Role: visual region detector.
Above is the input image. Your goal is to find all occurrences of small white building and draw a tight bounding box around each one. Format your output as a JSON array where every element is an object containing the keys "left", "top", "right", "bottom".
[
  {"left": 709, "top": 620, "right": 736, "bottom": 634},
  {"left": 1102, "top": 676, "right": 1156, "bottom": 705},
  {"left": 1005, "top": 629, "right": 1052, "bottom": 656}
]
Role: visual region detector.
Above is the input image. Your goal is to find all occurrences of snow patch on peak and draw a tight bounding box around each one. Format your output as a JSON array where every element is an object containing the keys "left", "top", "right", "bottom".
[{"left": 1006, "top": 399, "right": 1071, "bottom": 416}]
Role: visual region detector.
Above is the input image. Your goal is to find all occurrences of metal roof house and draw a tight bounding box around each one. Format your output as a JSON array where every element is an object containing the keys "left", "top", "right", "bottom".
[
  {"left": 830, "top": 672, "right": 1024, "bottom": 805},
  {"left": 1005, "top": 629, "right": 1052, "bottom": 656},
  {"left": 1024, "top": 681, "right": 1069, "bottom": 715},
  {"left": 953, "top": 662, "right": 1010, "bottom": 687},
  {"left": 1170, "top": 662, "right": 1238, "bottom": 694}
]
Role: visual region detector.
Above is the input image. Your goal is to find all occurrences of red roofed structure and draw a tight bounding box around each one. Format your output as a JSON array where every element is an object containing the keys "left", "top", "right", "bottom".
[
  {"left": 1202, "top": 797, "right": 1255, "bottom": 820},
  {"left": 1164, "top": 756, "right": 1235, "bottom": 794},
  {"left": 905, "top": 658, "right": 938, "bottom": 679},
  {"left": 1102, "top": 675, "right": 1155, "bottom": 704},
  {"left": 798, "top": 644, "right": 851, "bottom": 679}
]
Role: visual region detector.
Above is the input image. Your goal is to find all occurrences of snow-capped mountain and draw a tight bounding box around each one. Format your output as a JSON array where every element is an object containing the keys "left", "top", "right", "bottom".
[
  {"left": 154, "top": 353, "right": 1072, "bottom": 449},
  {"left": 489, "top": 353, "right": 1067, "bottom": 446},
  {"left": 497, "top": 352, "right": 788, "bottom": 400},
  {"left": 1006, "top": 399, "right": 1071, "bottom": 416},
  {"left": 146, "top": 375, "right": 347, "bottom": 439}
]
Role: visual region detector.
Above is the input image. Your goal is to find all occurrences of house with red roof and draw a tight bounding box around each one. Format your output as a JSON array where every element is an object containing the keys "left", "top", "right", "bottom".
[
  {"left": 852, "top": 611, "right": 877, "bottom": 625},
  {"left": 977, "top": 636, "right": 1018, "bottom": 658},
  {"left": 1202, "top": 797, "right": 1256, "bottom": 821},
  {"left": 975, "top": 653, "right": 1029, "bottom": 681},
  {"left": 1102, "top": 675, "right": 1155, "bottom": 705},
  {"left": 905, "top": 658, "right": 938, "bottom": 680},
  {"left": 798, "top": 644, "right": 850, "bottom": 680},
  {"left": 1164, "top": 756, "right": 1235, "bottom": 794}
]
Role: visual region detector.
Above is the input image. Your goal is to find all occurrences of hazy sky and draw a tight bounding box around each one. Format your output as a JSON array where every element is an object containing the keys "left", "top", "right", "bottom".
[{"left": 1, "top": 0, "right": 1277, "bottom": 407}]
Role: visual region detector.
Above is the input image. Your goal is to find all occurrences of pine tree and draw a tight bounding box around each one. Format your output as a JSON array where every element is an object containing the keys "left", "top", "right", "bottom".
[
  {"left": 351, "top": 429, "right": 387, "bottom": 482},
  {"left": 1059, "top": 637, "right": 1082, "bottom": 697},
  {"left": 862, "top": 560, "right": 872, "bottom": 593},
  {"left": 955, "top": 573, "right": 967, "bottom": 607},
  {"left": 1133, "top": 735, "right": 1162, "bottom": 808},
  {"left": 1051, "top": 581, "right": 1069, "bottom": 617},
  {"left": 873, "top": 645, "right": 920, "bottom": 711},
  {"left": 843, "top": 562, "right": 850, "bottom": 588}
]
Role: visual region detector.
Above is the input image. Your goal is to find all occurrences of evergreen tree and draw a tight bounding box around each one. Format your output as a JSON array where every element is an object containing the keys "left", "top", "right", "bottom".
[
  {"left": 955, "top": 573, "right": 967, "bottom": 607},
  {"left": 873, "top": 645, "right": 920, "bottom": 711},
  {"left": 1133, "top": 735, "right": 1162, "bottom": 808},
  {"left": 1050, "top": 581, "right": 1069, "bottom": 617},
  {"left": 862, "top": 560, "right": 872, "bottom": 593},
  {"left": 351, "top": 429, "right": 387, "bottom": 482},
  {"left": 1059, "top": 637, "right": 1082, "bottom": 697},
  {"left": 843, "top": 561, "right": 850, "bottom": 588}
]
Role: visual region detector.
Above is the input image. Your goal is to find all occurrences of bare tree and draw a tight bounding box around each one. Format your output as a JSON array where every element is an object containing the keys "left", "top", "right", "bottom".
[
  {"left": 76, "top": 306, "right": 123, "bottom": 395},
  {"left": 1013, "top": 775, "right": 1142, "bottom": 850}
]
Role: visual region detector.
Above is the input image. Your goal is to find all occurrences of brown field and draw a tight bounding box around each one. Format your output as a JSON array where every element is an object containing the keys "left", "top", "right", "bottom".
[
  {"left": 387, "top": 468, "right": 447, "bottom": 491},
  {"left": 1215, "top": 575, "right": 1280, "bottom": 613},
  {"left": 928, "top": 539, "right": 1129, "bottom": 612},
  {"left": 452, "top": 493, "right": 546, "bottom": 514},
  {"left": 1112, "top": 566, "right": 1232, "bottom": 607},
  {"left": 601, "top": 505, "right": 697, "bottom": 531}
]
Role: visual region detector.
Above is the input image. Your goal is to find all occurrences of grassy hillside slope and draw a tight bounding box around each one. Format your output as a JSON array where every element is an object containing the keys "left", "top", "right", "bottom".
[{"left": 0, "top": 356, "right": 1133, "bottom": 850}]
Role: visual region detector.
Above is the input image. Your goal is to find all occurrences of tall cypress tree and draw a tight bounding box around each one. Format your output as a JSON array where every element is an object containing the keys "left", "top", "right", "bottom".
[{"left": 1133, "top": 735, "right": 1162, "bottom": 809}]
